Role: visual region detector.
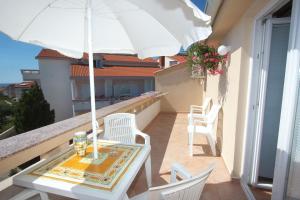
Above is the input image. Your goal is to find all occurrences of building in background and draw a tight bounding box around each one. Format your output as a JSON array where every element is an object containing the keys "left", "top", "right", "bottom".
[
  {"left": 13, "top": 81, "right": 35, "bottom": 101},
  {"left": 34, "top": 49, "right": 160, "bottom": 121},
  {"left": 4, "top": 81, "right": 35, "bottom": 101},
  {"left": 21, "top": 69, "right": 40, "bottom": 85},
  {"left": 158, "top": 54, "right": 187, "bottom": 69}
]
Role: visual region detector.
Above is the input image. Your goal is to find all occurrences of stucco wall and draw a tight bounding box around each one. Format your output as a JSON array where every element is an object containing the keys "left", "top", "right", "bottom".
[
  {"left": 39, "top": 59, "right": 73, "bottom": 122},
  {"left": 205, "top": 0, "right": 270, "bottom": 177},
  {"left": 155, "top": 63, "right": 203, "bottom": 113},
  {"left": 136, "top": 100, "right": 160, "bottom": 130}
]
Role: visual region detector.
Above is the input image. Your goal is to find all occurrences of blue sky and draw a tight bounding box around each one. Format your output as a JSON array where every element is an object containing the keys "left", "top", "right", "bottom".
[{"left": 0, "top": 0, "right": 206, "bottom": 83}]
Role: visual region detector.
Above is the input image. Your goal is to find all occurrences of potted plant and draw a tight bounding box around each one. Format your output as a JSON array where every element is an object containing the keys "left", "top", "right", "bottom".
[{"left": 187, "top": 43, "right": 228, "bottom": 78}]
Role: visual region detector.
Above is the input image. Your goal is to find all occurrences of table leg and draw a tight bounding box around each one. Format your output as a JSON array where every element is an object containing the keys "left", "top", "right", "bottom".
[{"left": 145, "top": 155, "right": 152, "bottom": 187}]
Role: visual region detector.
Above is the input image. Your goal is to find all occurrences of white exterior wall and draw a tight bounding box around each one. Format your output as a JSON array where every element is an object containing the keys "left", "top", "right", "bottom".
[
  {"left": 39, "top": 59, "right": 73, "bottom": 122},
  {"left": 205, "top": 0, "right": 271, "bottom": 177}
]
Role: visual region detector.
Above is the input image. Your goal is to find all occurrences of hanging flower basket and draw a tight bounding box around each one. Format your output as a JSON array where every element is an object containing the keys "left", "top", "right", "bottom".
[{"left": 187, "top": 43, "right": 227, "bottom": 78}]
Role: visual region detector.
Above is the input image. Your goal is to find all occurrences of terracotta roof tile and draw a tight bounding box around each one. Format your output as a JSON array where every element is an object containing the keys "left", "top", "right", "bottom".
[
  {"left": 71, "top": 65, "right": 160, "bottom": 77},
  {"left": 170, "top": 55, "right": 187, "bottom": 63},
  {"left": 36, "top": 49, "right": 157, "bottom": 64},
  {"left": 14, "top": 81, "right": 35, "bottom": 89},
  {"left": 103, "top": 54, "right": 157, "bottom": 63},
  {"left": 36, "top": 49, "right": 81, "bottom": 59}
]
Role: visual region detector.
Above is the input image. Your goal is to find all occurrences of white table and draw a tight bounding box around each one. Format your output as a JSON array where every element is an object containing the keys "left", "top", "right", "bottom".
[{"left": 13, "top": 140, "right": 151, "bottom": 200}]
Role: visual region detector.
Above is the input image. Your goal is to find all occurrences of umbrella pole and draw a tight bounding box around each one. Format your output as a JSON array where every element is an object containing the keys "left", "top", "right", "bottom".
[{"left": 87, "top": 0, "right": 98, "bottom": 160}]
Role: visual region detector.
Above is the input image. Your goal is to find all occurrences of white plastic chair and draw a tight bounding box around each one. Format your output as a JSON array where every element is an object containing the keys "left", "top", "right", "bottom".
[
  {"left": 188, "top": 97, "right": 212, "bottom": 120},
  {"left": 8, "top": 189, "right": 48, "bottom": 200},
  {"left": 187, "top": 104, "right": 221, "bottom": 156},
  {"left": 103, "top": 113, "right": 152, "bottom": 187},
  {"left": 128, "top": 163, "right": 214, "bottom": 200}
]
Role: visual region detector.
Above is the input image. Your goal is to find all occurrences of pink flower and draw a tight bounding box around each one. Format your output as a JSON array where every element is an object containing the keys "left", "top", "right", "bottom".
[
  {"left": 192, "top": 56, "right": 197, "bottom": 61},
  {"left": 208, "top": 69, "right": 215, "bottom": 75},
  {"left": 217, "top": 69, "right": 224, "bottom": 74},
  {"left": 204, "top": 53, "right": 209, "bottom": 57}
]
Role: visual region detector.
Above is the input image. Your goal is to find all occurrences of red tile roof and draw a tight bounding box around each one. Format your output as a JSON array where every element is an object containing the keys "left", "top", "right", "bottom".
[
  {"left": 71, "top": 65, "right": 160, "bottom": 77},
  {"left": 170, "top": 55, "right": 187, "bottom": 63},
  {"left": 36, "top": 49, "right": 81, "bottom": 59},
  {"left": 36, "top": 49, "right": 157, "bottom": 64},
  {"left": 103, "top": 54, "right": 157, "bottom": 63},
  {"left": 14, "top": 81, "right": 35, "bottom": 89}
]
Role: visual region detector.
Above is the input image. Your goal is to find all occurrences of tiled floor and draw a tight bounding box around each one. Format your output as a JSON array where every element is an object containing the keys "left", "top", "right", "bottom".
[
  {"left": 251, "top": 186, "right": 272, "bottom": 200},
  {"left": 2, "top": 113, "right": 256, "bottom": 200},
  {"left": 127, "top": 113, "right": 247, "bottom": 200}
]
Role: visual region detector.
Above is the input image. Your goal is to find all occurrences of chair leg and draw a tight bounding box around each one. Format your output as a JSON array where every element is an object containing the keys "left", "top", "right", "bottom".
[
  {"left": 123, "top": 194, "right": 130, "bottom": 200},
  {"left": 145, "top": 155, "right": 152, "bottom": 187},
  {"left": 206, "top": 135, "right": 216, "bottom": 156},
  {"left": 40, "top": 192, "right": 49, "bottom": 200},
  {"left": 188, "top": 129, "right": 191, "bottom": 145},
  {"left": 189, "top": 131, "right": 193, "bottom": 156}
]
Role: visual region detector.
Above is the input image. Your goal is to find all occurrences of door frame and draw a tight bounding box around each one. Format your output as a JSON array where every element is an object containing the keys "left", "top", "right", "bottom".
[
  {"left": 241, "top": 0, "right": 297, "bottom": 197},
  {"left": 272, "top": 1, "right": 300, "bottom": 199},
  {"left": 254, "top": 17, "right": 291, "bottom": 188}
]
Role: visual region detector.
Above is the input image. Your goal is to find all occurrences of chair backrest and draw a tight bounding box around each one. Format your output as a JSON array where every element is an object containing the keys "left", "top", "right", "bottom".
[
  {"left": 103, "top": 113, "right": 136, "bottom": 144},
  {"left": 206, "top": 104, "right": 221, "bottom": 124},
  {"left": 148, "top": 164, "right": 214, "bottom": 200},
  {"left": 202, "top": 97, "right": 212, "bottom": 114},
  {"left": 204, "top": 104, "right": 221, "bottom": 136}
]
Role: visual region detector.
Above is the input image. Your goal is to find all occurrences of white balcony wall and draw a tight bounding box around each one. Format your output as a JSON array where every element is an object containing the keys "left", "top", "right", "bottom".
[{"left": 39, "top": 59, "right": 73, "bottom": 122}]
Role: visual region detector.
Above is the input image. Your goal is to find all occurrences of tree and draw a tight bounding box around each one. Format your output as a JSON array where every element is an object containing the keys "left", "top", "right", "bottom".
[
  {"left": 14, "top": 84, "right": 55, "bottom": 134},
  {"left": 0, "top": 101, "right": 12, "bottom": 128}
]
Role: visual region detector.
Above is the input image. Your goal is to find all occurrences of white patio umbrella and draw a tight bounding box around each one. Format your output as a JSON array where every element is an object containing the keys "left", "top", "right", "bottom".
[{"left": 0, "top": 0, "right": 211, "bottom": 159}]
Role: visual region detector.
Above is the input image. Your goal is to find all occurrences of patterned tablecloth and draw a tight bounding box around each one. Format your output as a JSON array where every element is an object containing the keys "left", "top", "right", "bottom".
[{"left": 30, "top": 141, "right": 142, "bottom": 191}]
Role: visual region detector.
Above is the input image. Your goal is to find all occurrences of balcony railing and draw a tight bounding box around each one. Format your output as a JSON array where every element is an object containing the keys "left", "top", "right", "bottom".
[
  {"left": 21, "top": 69, "right": 40, "bottom": 75},
  {"left": 0, "top": 91, "right": 164, "bottom": 192}
]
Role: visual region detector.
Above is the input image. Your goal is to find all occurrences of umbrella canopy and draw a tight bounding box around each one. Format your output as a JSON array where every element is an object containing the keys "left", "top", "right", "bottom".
[
  {"left": 0, "top": 0, "right": 212, "bottom": 159},
  {"left": 0, "top": 0, "right": 211, "bottom": 59}
]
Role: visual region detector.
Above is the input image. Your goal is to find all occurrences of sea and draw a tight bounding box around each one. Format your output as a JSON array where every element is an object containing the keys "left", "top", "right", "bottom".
[{"left": 0, "top": 83, "right": 11, "bottom": 88}]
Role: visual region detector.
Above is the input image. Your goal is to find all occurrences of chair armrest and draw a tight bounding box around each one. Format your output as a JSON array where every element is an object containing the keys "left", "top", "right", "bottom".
[
  {"left": 193, "top": 119, "right": 208, "bottom": 124},
  {"left": 190, "top": 105, "right": 204, "bottom": 110},
  {"left": 190, "top": 109, "right": 204, "bottom": 115},
  {"left": 170, "top": 163, "right": 192, "bottom": 183},
  {"left": 136, "top": 130, "right": 150, "bottom": 146},
  {"left": 188, "top": 113, "right": 207, "bottom": 122},
  {"left": 189, "top": 113, "right": 206, "bottom": 118},
  {"left": 190, "top": 105, "right": 203, "bottom": 115}
]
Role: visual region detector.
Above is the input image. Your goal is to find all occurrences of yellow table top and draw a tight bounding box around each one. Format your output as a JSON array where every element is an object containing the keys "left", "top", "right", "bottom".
[{"left": 30, "top": 140, "right": 142, "bottom": 191}]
